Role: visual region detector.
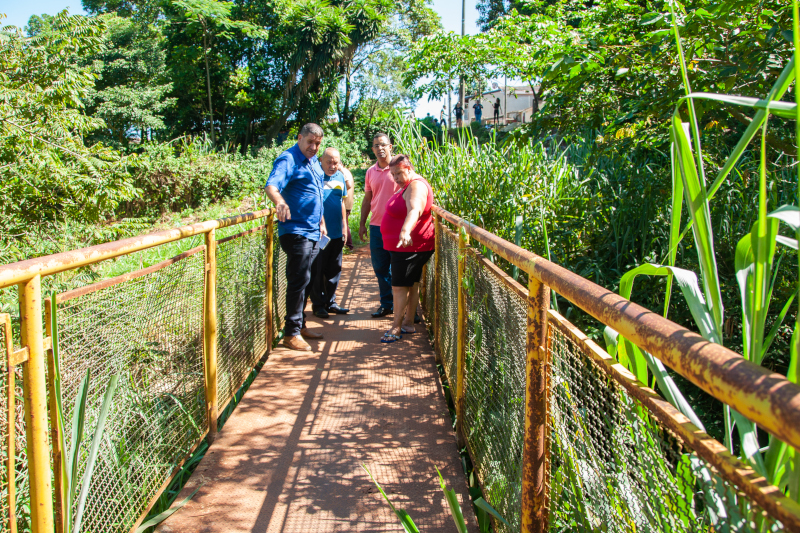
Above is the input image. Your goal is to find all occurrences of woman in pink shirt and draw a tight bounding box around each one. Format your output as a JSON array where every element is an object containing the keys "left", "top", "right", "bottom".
[{"left": 379, "top": 155, "right": 435, "bottom": 342}]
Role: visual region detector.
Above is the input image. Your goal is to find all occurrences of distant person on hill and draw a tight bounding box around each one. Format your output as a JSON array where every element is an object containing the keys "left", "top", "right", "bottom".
[
  {"left": 493, "top": 98, "right": 501, "bottom": 125},
  {"left": 473, "top": 99, "right": 484, "bottom": 124},
  {"left": 440, "top": 105, "right": 447, "bottom": 128},
  {"left": 310, "top": 147, "right": 350, "bottom": 318},
  {"left": 265, "top": 123, "right": 327, "bottom": 352},
  {"left": 433, "top": 118, "right": 439, "bottom": 129},
  {"left": 379, "top": 154, "right": 435, "bottom": 343},
  {"left": 454, "top": 102, "right": 463, "bottom": 127}
]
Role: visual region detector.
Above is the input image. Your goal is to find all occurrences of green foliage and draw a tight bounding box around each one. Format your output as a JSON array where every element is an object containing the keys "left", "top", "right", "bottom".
[
  {"left": 85, "top": 14, "right": 175, "bottom": 148},
  {"left": 0, "top": 12, "right": 134, "bottom": 233}
]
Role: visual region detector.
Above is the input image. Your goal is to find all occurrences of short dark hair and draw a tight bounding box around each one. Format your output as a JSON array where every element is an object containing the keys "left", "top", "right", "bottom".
[
  {"left": 300, "top": 123, "right": 324, "bottom": 137},
  {"left": 389, "top": 154, "right": 413, "bottom": 170},
  {"left": 373, "top": 132, "right": 390, "bottom": 143}
]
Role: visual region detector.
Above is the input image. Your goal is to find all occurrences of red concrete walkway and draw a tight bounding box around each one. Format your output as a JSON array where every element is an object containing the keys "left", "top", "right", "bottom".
[{"left": 157, "top": 248, "right": 476, "bottom": 532}]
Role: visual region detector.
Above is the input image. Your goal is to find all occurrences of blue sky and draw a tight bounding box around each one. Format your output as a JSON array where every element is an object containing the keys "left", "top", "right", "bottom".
[{"left": 1, "top": 0, "right": 480, "bottom": 117}]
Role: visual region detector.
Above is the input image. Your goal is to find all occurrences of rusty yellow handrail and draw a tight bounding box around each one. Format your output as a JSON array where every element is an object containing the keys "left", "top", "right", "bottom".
[
  {"left": 432, "top": 205, "right": 800, "bottom": 452},
  {"left": 0, "top": 209, "right": 275, "bottom": 533},
  {"left": 0, "top": 209, "right": 273, "bottom": 289}
]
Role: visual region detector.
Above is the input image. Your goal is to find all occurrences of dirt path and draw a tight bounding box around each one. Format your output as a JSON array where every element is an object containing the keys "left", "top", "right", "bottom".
[{"left": 157, "top": 247, "right": 476, "bottom": 532}]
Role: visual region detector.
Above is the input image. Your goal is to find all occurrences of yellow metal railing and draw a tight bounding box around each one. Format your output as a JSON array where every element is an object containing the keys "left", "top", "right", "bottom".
[
  {"left": 0, "top": 209, "right": 285, "bottom": 533},
  {"left": 1, "top": 204, "right": 800, "bottom": 532},
  {"left": 424, "top": 207, "right": 800, "bottom": 533}
]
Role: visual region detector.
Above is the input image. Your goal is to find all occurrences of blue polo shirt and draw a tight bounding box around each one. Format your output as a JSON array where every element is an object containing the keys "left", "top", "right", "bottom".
[
  {"left": 322, "top": 171, "right": 347, "bottom": 239},
  {"left": 265, "top": 144, "right": 324, "bottom": 241}
]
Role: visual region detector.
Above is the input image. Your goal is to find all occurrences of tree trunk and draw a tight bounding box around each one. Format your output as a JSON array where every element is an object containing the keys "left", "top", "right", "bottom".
[
  {"left": 342, "top": 63, "right": 352, "bottom": 123},
  {"left": 203, "top": 26, "right": 216, "bottom": 147}
]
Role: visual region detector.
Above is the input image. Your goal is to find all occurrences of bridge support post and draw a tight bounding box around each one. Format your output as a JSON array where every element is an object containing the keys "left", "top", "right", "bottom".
[
  {"left": 19, "top": 275, "right": 54, "bottom": 533},
  {"left": 266, "top": 214, "right": 275, "bottom": 351},
  {"left": 433, "top": 216, "right": 442, "bottom": 365},
  {"left": 204, "top": 230, "right": 219, "bottom": 441},
  {"left": 521, "top": 277, "right": 551, "bottom": 533},
  {"left": 455, "top": 229, "right": 469, "bottom": 448}
]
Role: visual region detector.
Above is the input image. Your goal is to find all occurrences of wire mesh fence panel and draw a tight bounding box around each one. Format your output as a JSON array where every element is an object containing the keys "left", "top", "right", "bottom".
[
  {"left": 438, "top": 227, "right": 460, "bottom": 385},
  {"left": 0, "top": 316, "right": 26, "bottom": 533},
  {"left": 52, "top": 247, "right": 207, "bottom": 533},
  {"left": 216, "top": 227, "right": 268, "bottom": 408},
  {"left": 461, "top": 250, "right": 527, "bottom": 533},
  {"left": 272, "top": 230, "right": 288, "bottom": 339},
  {"left": 423, "top": 259, "right": 436, "bottom": 329},
  {"left": 547, "top": 316, "right": 784, "bottom": 533}
]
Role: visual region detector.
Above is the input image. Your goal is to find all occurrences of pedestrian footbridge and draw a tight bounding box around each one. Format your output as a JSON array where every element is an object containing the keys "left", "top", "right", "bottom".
[{"left": 0, "top": 208, "right": 799, "bottom": 533}]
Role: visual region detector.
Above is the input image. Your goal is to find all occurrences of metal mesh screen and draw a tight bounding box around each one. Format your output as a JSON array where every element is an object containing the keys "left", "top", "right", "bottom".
[
  {"left": 0, "top": 317, "right": 25, "bottom": 533},
  {"left": 423, "top": 259, "right": 436, "bottom": 330},
  {"left": 0, "top": 318, "right": 8, "bottom": 533},
  {"left": 53, "top": 248, "right": 207, "bottom": 532},
  {"left": 272, "top": 230, "right": 288, "bottom": 338},
  {"left": 438, "top": 228, "right": 459, "bottom": 385},
  {"left": 548, "top": 318, "right": 783, "bottom": 533},
  {"left": 462, "top": 250, "right": 527, "bottom": 533},
  {"left": 216, "top": 227, "right": 268, "bottom": 409}
]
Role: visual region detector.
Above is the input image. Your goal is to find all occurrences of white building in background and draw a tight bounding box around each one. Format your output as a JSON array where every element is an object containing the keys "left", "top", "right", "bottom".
[{"left": 463, "top": 84, "right": 544, "bottom": 126}]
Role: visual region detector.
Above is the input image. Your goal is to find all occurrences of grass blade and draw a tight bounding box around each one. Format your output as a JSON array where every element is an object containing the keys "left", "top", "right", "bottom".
[
  {"left": 474, "top": 497, "right": 511, "bottom": 528},
  {"left": 135, "top": 486, "right": 202, "bottom": 533},
  {"left": 73, "top": 373, "right": 120, "bottom": 533},
  {"left": 361, "top": 465, "right": 420, "bottom": 533},
  {"left": 436, "top": 467, "right": 467, "bottom": 533}
]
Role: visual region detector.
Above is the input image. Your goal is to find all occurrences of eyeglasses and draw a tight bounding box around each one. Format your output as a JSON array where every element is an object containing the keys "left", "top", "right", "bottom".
[{"left": 372, "top": 143, "right": 390, "bottom": 148}]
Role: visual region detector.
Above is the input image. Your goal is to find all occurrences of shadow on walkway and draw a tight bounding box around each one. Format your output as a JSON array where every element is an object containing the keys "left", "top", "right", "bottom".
[{"left": 157, "top": 247, "right": 476, "bottom": 533}]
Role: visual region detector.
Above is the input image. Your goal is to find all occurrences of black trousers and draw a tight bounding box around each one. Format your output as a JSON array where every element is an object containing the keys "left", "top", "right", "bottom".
[
  {"left": 310, "top": 237, "right": 344, "bottom": 311},
  {"left": 279, "top": 233, "right": 319, "bottom": 337}
]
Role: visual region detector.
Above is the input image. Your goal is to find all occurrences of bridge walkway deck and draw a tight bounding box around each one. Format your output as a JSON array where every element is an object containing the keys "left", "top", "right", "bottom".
[{"left": 157, "top": 247, "right": 476, "bottom": 532}]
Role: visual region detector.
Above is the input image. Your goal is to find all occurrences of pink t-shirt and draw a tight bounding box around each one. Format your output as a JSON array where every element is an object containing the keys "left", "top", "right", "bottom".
[{"left": 364, "top": 162, "right": 398, "bottom": 226}]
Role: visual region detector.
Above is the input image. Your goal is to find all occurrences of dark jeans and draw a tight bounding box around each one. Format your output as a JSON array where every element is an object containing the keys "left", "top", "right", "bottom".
[
  {"left": 310, "top": 237, "right": 344, "bottom": 311},
  {"left": 279, "top": 233, "right": 319, "bottom": 337},
  {"left": 369, "top": 225, "right": 393, "bottom": 309}
]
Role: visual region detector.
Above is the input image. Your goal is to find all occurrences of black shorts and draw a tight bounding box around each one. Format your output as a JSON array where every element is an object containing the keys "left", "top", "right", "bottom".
[{"left": 390, "top": 250, "right": 434, "bottom": 287}]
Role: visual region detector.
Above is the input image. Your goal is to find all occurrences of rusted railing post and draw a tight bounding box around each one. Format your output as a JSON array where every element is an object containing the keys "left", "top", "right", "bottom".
[
  {"left": 204, "top": 231, "right": 218, "bottom": 441},
  {"left": 18, "top": 275, "right": 53, "bottom": 533},
  {"left": 455, "top": 229, "right": 469, "bottom": 447},
  {"left": 433, "top": 215, "right": 442, "bottom": 365},
  {"left": 521, "top": 277, "right": 551, "bottom": 533},
  {"left": 265, "top": 215, "right": 275, "bottom": 349},
  {"left": 44, "top": 300, "right": 65, "bottom": 533}
]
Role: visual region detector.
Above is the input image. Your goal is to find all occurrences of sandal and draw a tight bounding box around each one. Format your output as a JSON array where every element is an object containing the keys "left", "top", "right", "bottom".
[
  {"left": 400, "top": 326, "right": 416, "bottom": 334},
  {"left": 381, "top": 332, "right": 403, "bottom": 343}
]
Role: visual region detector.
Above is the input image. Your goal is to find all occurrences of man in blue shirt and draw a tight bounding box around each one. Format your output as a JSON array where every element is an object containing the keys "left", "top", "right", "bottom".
[
  {"left": 265, "top": 123, "right": 328, "bottom": 352},
  {"left": 310, "top": 147, "right": 350, "bottom": 318}
]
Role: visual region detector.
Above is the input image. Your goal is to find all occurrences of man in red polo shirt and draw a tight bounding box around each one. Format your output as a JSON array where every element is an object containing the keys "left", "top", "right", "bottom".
[{"left": 358, "top": 133, "right": 397, "bottom": 317}]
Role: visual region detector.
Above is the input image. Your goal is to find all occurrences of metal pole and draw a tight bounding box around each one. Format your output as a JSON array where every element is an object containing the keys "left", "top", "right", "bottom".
[
  {"left": 265, "top": 216, "right": 275, "bottom": 350},
  {"left": 521, "top": 277, "right": 551, "bottom": 533},
  {"left": 455, "top": 230, "right": 469, "bottom": 448},
  {"left": 504, "top": 76, "right": 508, "bottom": 126},
  {"left": 204, "top": 231, "right": 218, "bottom": 441},
  {"left": 18, "top": 275, "right": 53, "bottom": 533},
  {"left": 44, "top": 300, "right": 65, "bottom": 533},
  {"left": 459, "top": 0, "right": 466, "bottom": 114},
  {"left": 434, "top": 215, "right": 442, "bottom": 365}
]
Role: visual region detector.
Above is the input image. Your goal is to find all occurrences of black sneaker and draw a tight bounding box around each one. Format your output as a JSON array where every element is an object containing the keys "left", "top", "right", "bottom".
[
  {"left": 371, "top": 307, "right": 393, "bottom": 318},
  {"left": 313, "top": 308, "right": 330, "bottom": 318},
  {"left": 328, "top": 304, "right": 350, "bottom": 314}
]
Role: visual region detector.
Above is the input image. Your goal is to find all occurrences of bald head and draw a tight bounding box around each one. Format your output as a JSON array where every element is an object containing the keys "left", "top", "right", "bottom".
[{"left": 320, "top": 147, "right": 341, "bottom": 176}]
